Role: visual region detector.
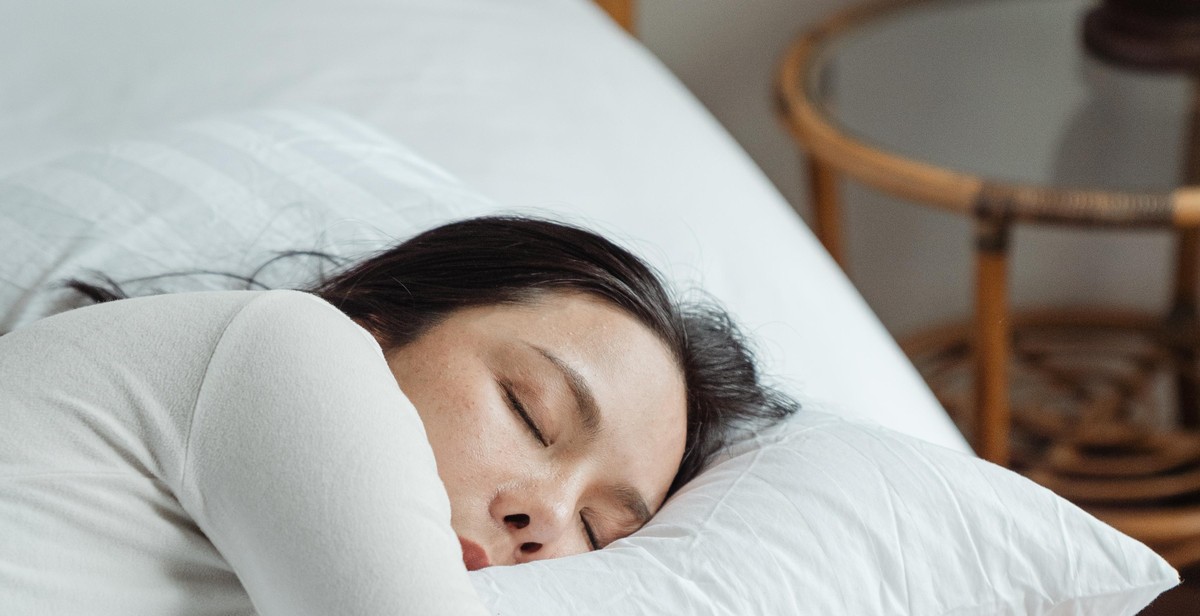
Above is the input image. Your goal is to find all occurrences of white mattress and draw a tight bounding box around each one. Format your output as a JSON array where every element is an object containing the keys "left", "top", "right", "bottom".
[{"left": 0, "top": 0, "right": 968, "bottom": 451}]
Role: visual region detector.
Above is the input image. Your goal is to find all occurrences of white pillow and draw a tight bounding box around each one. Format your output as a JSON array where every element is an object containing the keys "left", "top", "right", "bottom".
[
  {"left": 0, "top": 108, "right": 1179, "bottom": 614},
  {"left": 0, "top": 107, "right": 491, "bottom": 331},
  {"left": 471, "top": 408, "right": 1179, "bottom": 615}
]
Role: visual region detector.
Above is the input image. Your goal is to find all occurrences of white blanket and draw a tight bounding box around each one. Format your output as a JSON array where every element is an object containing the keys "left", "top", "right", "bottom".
[{"left": 0, "top": 0, "right": 967, "bottom": 450}]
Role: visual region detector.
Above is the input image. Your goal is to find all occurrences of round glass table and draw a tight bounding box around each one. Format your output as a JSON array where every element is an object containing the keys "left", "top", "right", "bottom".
[{"left": 777, "top": 0, "right": 1200, "bottom": 567}]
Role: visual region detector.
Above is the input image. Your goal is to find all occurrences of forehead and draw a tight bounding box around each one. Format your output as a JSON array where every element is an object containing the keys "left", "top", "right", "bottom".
[{"left": 447, "top": 293, "right": 669, "bottom": 362}]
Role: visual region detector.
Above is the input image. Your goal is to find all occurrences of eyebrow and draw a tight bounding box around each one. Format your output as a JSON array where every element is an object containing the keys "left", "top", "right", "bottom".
[
  {"left": 532, "top": 345, "right": 601, "bottom": 437},
  {"left": 608, "top": 484, "right": 653, "bottom": 529}
]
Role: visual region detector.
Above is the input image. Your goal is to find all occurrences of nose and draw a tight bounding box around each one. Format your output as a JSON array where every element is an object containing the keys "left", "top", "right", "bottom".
[{"left": 491, "top": 484, "right": 580, "bottom": 563}]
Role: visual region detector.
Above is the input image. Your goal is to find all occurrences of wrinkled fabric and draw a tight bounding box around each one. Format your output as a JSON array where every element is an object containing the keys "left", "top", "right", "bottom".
[
  {"left": 0, "top": 290, "right": 489, "bottom": 615},
  {"left": 472, "top": 412, "right": 1179, "bottom": 615}
]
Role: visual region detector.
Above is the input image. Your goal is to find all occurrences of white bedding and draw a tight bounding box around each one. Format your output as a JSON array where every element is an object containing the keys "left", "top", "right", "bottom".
[
  {"left": 26, "top": 1, "right": 1170, "bottom": 613},
  {"left": 0, "top": 106, "right": 1177, "bottom": 616},
  {"left": 0, "top": 0, "right": 966, "bottom": 451},
  {"left": 2, "top": 0, "right": 1187, "bottom": 602}
]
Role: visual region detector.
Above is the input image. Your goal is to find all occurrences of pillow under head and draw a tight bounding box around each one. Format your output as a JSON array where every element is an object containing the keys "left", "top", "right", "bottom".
[{"left": 471, "top": 408, "right": 1178, "bottom": 615}]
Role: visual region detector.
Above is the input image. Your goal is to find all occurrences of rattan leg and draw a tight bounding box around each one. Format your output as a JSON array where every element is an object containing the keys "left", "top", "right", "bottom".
[
  {"left": 1170, "top": 227, "right": 1200, "bottom": 427},
  {"left": 807, "top": 156, "right": 846, "bottom": 269},
  {"left": 591, "top": 0, "right": 635, "bottom": 34},
  {"left": 1172, "top": 78, "right": 1200, "bottom": 427},
  {"left": 975, "top": 219, "right": 1012, "bottom": 465}
]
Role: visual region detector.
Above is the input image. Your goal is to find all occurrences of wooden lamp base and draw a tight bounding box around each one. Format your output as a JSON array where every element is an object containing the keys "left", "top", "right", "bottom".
[{"left": 1084, "top": 0, "right": 1200, "bottom": 72}]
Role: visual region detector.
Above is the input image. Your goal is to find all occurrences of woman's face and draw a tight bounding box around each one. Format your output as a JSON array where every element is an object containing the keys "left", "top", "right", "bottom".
[{"left": 385, "top": 292, "right": 687, "bottom": 569}]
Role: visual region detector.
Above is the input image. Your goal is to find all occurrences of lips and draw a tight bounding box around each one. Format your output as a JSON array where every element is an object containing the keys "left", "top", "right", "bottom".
[{"left": 458, "top": 536, "right": 491, "bottom": 571}]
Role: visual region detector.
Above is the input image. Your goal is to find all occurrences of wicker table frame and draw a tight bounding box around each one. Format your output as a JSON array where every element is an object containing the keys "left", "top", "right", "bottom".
[
  {"left": 777, "top": 0, "right": 1200, "bottom": 568},
  {"left": 775, "top": 0, "right": 1200, "bottom": 466}
]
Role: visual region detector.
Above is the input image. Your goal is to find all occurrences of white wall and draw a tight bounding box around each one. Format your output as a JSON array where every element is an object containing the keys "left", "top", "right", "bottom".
[{"left": 636, "top": 0, "right": 1186, "bottom": 338}]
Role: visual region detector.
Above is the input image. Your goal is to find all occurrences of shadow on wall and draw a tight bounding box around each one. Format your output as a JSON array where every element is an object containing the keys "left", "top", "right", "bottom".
[{"left": 1039, "top": 56, "right": 1186, "bottom": 318}]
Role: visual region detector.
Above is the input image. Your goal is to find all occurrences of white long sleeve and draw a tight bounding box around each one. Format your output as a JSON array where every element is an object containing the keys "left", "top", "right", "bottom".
[{"left": 0, "top": 289, "right": 489, "bottom": 616}]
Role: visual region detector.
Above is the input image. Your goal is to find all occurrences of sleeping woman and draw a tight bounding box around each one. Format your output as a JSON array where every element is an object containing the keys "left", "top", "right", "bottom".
[{"left": 0, "top": 216, "right": 796, "bottom": 615}]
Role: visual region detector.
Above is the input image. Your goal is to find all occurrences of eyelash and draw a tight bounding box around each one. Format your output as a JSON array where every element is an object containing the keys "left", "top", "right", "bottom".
[
  {"left": 581, "top": 513, "right": 600, "bottom": 551},
  {"left": 501, "top": 381, "right": 548, "bottom": 446}
]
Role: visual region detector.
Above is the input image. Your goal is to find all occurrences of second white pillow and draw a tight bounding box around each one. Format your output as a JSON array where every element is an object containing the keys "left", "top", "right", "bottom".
[{"left": 0, "top": 107, "right": 489, "bottom": 332}]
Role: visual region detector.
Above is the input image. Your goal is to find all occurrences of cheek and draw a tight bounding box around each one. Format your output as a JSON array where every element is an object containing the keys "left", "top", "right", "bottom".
[
  {"left": 387, "top": 337, "right": 533, "bottom": 517},
  {"left": 402, "top": 367, "right": 517, "bottom": 494}
]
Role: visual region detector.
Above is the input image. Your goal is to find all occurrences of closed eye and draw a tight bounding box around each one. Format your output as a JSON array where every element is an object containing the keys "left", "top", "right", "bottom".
[
  {"left": 500, "top": 380, "right": 548, "bottom": 446},
  {"left": 581, "top": 513, "right": 600, "bottom": 551}
]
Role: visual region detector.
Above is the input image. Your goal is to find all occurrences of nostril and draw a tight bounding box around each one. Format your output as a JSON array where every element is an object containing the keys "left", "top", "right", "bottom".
[
  {"left": 520, "top": 542, "right": 541, "bottom": 554},
  {"left": 504, "top": 513, "right": 530, "bottom": 529}
]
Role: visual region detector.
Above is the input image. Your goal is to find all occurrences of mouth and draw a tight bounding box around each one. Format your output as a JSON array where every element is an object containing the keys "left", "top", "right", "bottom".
[{"left": 458, "top": 535, "right": 492, "bottom": 571}]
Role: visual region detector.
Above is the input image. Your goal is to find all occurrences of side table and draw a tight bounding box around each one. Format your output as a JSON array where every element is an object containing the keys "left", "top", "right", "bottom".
[{"left": 776, "top": 0, "right": 1200, "bottom": 567}]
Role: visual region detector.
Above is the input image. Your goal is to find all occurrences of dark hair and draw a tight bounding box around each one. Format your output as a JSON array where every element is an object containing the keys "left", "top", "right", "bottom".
[{"left": 68, "top": 216, "right": 797, "bottom": 495}]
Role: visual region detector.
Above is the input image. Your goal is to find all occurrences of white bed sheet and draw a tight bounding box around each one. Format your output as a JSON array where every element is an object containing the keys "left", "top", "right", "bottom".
[{"left": 0, "top": 0, "right": 968, "bottom": 451}]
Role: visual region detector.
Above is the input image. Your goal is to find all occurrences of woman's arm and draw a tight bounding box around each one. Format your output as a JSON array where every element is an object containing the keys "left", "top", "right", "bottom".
[{"left": 178, "top": 290, "right": 488, "bottom": 616}]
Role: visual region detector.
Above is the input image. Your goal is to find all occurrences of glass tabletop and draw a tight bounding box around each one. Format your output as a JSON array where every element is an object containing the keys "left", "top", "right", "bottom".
[{"left": 808, "top": 0, "right": 1194, "bottom": 193}]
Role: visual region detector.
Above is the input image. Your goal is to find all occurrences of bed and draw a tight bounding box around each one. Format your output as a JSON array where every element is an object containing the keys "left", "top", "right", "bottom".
[{"left": 0, "top": 0, "right": 1180, "bottom": 613}]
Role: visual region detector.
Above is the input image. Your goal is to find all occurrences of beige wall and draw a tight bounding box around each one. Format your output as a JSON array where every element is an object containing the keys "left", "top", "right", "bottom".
[{"left": 636, "top": 0, "right": 1182, "bottom": 338}]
